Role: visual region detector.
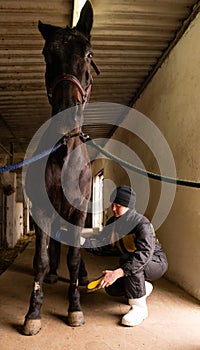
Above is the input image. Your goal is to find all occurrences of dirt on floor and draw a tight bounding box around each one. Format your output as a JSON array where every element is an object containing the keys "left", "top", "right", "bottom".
[{"left": 0, "top": 233, "right": 35, "bottom": 275}]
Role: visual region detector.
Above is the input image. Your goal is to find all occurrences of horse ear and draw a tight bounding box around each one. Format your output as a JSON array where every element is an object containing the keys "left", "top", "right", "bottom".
[
  {"left": 75, "top": 0, "right": 93, "bottom": 39},
  {"left": 38, "top": 20, "right": 56, "bottom": 40}
]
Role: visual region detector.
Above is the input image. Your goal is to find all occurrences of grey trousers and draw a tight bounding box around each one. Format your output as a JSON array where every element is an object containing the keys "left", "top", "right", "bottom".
[{"left": 105, "top": 255, "right": 168, "bottom": 299}]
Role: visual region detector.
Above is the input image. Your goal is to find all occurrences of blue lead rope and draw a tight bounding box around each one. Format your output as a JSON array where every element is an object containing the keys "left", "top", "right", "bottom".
[
  {"left": 0, "top": 141, "right": 63, "bottom": 174},
  {"left": 0, "top": 134, "right": 200, "bottom": 188}
]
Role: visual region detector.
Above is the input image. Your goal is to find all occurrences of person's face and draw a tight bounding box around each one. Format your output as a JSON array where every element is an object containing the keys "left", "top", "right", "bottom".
[{"left": 112, "top": 203, "right": 129, "bottom": 217}]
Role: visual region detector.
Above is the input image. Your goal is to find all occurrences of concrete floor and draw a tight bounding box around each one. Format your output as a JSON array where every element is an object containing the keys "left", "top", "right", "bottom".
[{"left": 0, "top": 239, "right": 200, "bottom": 350}]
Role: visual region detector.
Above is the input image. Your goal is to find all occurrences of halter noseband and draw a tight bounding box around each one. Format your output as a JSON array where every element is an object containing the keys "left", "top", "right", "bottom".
[{"left": 47, "top": 74, "right": 92, "bottom": 105}]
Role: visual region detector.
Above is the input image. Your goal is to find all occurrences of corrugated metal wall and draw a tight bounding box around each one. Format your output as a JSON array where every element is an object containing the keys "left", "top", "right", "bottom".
[{"left": 0, "top": 0, "right": 199, "bottom": 162}]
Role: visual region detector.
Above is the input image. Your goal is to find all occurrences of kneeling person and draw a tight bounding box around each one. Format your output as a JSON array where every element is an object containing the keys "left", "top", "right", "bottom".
[{"left": 82, "top": 185, "right": 168, "bottom": 327}]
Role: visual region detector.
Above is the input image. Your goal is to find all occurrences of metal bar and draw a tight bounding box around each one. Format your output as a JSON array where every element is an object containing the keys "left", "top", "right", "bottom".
[
  {"left": 0, "top": 143, "right": 13, "bottom": 157},
  {"left": 10, "top": 143, "right": 14, "bottom": 164}
]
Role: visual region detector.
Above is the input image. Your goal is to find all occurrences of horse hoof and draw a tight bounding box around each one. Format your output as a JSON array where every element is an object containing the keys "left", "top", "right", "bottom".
[
  {"left": 23, "top": 319, "right": 41, "bottom": 336},
  {"left": 68, "top": 311, "right": 85, "bottom": 327},
  {"left": 44, "top": 273, "right": 58, "bottom": 284}
]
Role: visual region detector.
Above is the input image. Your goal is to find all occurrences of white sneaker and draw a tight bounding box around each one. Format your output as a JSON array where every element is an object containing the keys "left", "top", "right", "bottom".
[{"left": 121, "top": 304, "right": 148, "bottom": 326}]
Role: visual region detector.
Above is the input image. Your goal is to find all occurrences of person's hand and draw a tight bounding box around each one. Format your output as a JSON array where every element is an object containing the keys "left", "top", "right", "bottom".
[{"left": 99, "top": 268, "right": 124, "bottom": 288}]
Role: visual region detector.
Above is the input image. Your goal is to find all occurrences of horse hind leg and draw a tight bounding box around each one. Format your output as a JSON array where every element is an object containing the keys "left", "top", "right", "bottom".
[
  {"left": 23, "top": 225, "right": 50, "bottom": 335},
  {"left": 44, "top": 237, "right": 61, "bottom": 284},
  {"left": 45, "top": 237, "right": 87, "bottom": 285}
]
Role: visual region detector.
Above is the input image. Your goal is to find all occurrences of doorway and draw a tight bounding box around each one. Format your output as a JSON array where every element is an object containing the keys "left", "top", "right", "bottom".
[{"left": 92, "top": 170, "right": 104, "bottom": 230}]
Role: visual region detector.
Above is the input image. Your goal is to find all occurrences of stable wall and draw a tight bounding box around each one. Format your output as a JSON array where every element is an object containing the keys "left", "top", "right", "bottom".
[
  {"left": 92, "top": 13, "right": 200, "bottom": 299},
  {"left": 134, "top": 13, "right": 200, "bottom": 300}
]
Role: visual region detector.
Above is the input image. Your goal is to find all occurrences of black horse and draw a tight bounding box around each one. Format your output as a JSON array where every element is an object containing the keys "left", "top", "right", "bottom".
[{"left": 23, "top": 1, "right": 96, "bottom": 335}]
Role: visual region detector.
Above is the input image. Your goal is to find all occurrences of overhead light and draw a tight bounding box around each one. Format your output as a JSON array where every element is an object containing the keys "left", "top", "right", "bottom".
[{"left": 72, "top": 0, "right": 87, "bottom": 27}]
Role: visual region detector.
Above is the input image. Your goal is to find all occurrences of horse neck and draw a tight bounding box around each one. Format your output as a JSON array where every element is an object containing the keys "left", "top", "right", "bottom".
[{"left": 51, "top": 99, "right": 84, "bottom": 137}]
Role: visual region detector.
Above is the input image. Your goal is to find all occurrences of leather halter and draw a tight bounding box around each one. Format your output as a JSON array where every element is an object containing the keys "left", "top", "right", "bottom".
[
  {"left": 46, "top": 74, "right": 92, "bottom": 105},
  {"left": 46, "top": 59, "right": 100, "bottom": 105}
]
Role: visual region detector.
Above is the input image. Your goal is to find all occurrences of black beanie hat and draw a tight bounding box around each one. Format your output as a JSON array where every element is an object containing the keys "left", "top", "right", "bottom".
[{"left": 110, "top": 185, "right": 136, "bottom": 209}]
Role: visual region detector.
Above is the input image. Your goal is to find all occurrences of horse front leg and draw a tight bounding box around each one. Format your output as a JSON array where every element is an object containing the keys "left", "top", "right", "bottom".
[
  {"left": 67, "top": 245, "right": 84, "bottom": 326},
  {"left": 23, "top": 224, "right": 50, "bottom": 335}
]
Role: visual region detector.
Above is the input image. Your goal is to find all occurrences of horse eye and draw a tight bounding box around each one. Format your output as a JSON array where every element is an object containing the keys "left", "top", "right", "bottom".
[{"left": 87, "top": 51, "right": 93, "bottom": 59}]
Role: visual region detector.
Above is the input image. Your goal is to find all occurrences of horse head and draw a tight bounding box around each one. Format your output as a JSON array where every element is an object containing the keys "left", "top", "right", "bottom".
[{"left": 38, "top": 0, "right": 94, "bottom": 119}]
